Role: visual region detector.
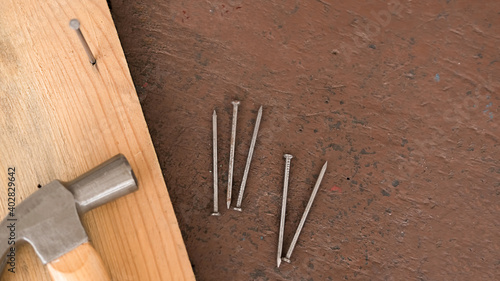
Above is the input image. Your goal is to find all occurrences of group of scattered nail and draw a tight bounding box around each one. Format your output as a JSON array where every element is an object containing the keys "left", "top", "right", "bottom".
[
  {"left": 212, "top": 101, "right": 263, "bottom": 215},
  {"left": 211, "top": 101, "right": 328, "bottom": 267}
]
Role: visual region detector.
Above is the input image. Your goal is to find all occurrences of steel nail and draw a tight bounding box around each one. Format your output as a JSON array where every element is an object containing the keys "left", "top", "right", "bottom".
[
  {"left": 283, "top": 161, "right": 328, "bottom": 263},
  {"left": 69, "top": 19, "right": 96, "bottom": 65},
  {"left": 277, "top": 154, "right": 293, "bottom": 267},
  {"left": 227, "top": 101, "right": 240, "bottom": 209},
  {"left": 211, "top": 110, "right": 220, "bottom": 216},
  {"left": 234, "top": 106, "right": 263, "bottom": 212}
]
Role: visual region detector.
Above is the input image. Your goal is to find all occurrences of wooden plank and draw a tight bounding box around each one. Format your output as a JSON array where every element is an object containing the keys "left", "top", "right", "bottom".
[{"left": 0, "top": 0, "right": 195, "bottom": 280}]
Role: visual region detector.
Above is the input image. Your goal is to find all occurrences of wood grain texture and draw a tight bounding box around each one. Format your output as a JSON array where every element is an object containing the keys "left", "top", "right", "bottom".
[
  {"left": 47, "top": 243, "right": 111, "bottom": 281},
  {"left": 0, "top": 0, "right": 195, "bottom": 280}
]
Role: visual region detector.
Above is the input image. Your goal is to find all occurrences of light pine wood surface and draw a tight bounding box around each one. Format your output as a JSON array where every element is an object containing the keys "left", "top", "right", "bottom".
[{"left": 0, "top": 0, "right": 195, "bottom": 280}]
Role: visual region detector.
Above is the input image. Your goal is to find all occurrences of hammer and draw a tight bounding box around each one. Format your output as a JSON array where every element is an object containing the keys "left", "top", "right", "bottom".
[{"left": 0, "top": 154, "right": 138, "bottom": 280}]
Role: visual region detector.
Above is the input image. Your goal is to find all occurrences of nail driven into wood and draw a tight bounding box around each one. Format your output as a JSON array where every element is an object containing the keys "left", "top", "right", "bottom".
[
  {"left": 69, "top": 19, "right": 96, "bottom": 65},
  {"left": 283, "top": 161, "right": 328, "bottom": 263},
  {"left": 277, "top": 154, "right": 293, "bottom": 268},
  {"left": 227, "top": 100, "right": 240, "bottom": 209},
  {"left": 234, "top": 106, "right": 263, "bottom": 212},
  {"left": 211, "top": 110, "right": 220, "bottom": 216}
]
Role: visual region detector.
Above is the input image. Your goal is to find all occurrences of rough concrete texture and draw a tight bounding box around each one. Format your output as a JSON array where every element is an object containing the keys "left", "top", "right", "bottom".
[{"left": 110, "top": 1, "right": 499, "bottom": 280}]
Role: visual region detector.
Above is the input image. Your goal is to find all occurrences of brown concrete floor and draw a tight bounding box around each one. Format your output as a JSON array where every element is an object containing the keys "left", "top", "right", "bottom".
[{"left": 110, "top": 1, "right": 499, "bottom": 280}]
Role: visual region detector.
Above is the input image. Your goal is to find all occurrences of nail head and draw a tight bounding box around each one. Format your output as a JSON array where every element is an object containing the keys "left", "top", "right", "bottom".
[
  {"left": 284, "top": 154, "right": 293, "bottom": 159},
  {"left": 69, "top": 19, "right": 80, "bottom": 30},
  {"left": 232, "top": 101, "right": 241, "bottom": 105}
]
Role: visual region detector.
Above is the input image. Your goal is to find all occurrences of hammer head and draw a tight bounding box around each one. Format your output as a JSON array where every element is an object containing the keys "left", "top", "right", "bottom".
[{"left": 0, "top": 154, "right": 137, "bottom": 269}]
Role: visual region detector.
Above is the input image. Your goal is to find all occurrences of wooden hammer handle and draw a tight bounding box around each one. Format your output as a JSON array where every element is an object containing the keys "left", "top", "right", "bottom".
[{"left": 47, "top": 243, "right": 111, "bottom": 281}]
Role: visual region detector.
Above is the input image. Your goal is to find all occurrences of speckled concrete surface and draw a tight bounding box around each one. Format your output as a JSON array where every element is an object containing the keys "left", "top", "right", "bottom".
[{"left": 110, "top": 1, "right": 499, "bottom": 280}]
